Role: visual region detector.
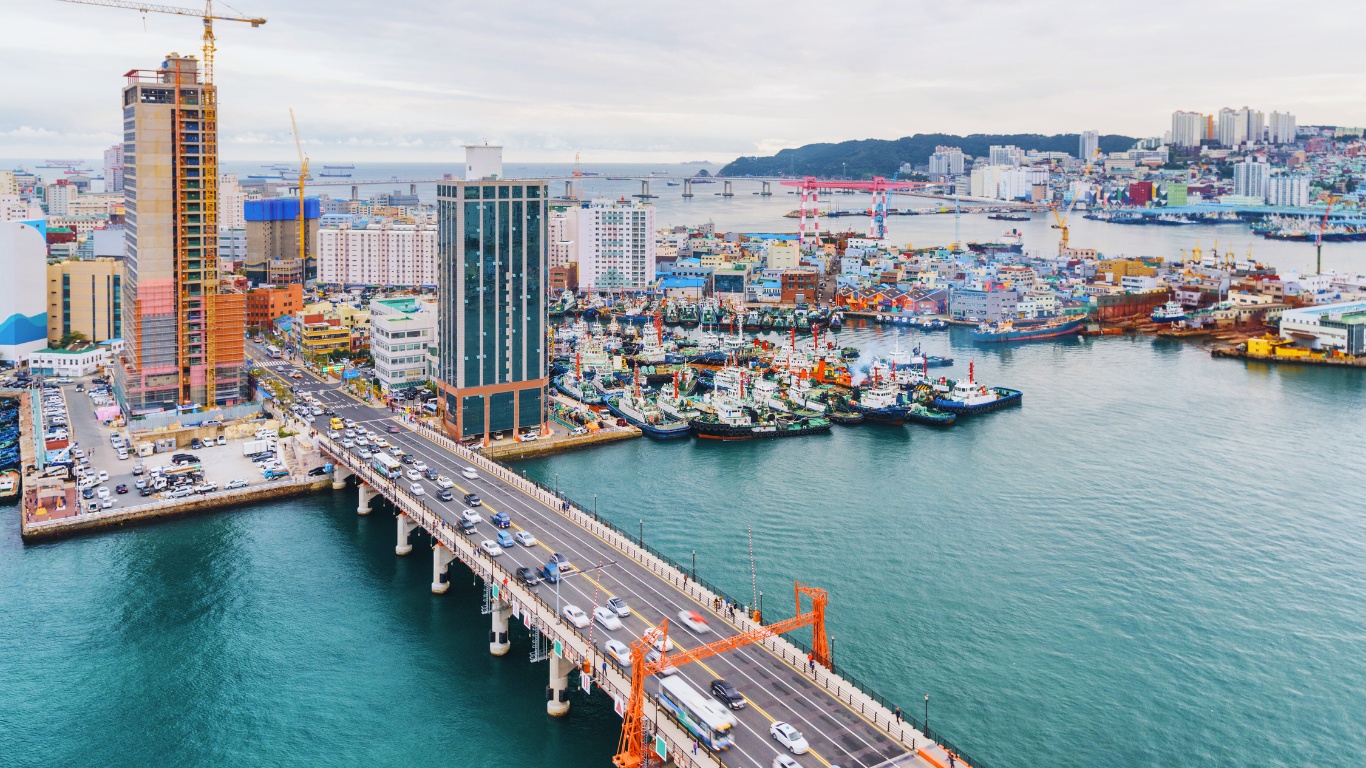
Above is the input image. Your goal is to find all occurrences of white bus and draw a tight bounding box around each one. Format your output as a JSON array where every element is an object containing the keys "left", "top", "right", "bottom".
[
  {"left": 656, "top": 677, "right": 734, "bottom": 752},
  {"left": 370, "top": 452, "right": 401, "bottom": 480}
]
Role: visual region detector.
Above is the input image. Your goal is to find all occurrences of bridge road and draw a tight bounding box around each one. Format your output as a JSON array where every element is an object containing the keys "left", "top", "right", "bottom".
[{"left": 250, "top": 350, "right": 932, "bottom": 768}]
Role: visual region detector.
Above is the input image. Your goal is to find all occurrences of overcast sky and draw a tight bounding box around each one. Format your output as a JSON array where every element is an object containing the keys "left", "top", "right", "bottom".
[{"left": 4, "top": 0, "right": 1365, "bottom": 164}]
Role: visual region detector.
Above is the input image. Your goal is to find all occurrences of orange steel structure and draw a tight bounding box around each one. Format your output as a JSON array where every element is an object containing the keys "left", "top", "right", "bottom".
[{"left": 612, "top": 582, "right": 830, "bottom": 768}]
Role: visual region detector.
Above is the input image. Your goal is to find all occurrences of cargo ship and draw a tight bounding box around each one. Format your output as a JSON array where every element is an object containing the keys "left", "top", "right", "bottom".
[
  {"left": 689, "top": 397, "right": 831, "bottom": 440},
  {"left": 931, "top": 363, "right": 1023, "bottom": 415},
  {"left": 972, "top": 318, "right": 1082, "bottom": 343}
]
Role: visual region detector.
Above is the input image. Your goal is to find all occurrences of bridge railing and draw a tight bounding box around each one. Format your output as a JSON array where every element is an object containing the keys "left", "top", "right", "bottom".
[
  {"left": 321, "top": 435, "right": 723, "bottom": 768},
  {"left": 403, "top": 421, "right": 988, "bottom": 768}
]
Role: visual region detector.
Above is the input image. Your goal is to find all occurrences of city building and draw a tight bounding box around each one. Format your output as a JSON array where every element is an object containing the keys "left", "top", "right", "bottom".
[
  {"left": 547, "top": 204, "right": 577, "bottom": 269},
  {"left": 218, "top": 227, "right": 247, "bottom": 269},
  {"left": 1170, "top": 111, "right": 1205, "bottom": 148},
  {"left": 0, "top": 221, "right": 49, "bottom": 363},
  {"left": 244, "top": 197, "right": 320, "bottom": 285},
  {"left": 370, "top": 296, "right": 436, "bottom": 391},
  {"left": 1268, "top": 111, "right": 1298, "bottom": 145},
  {"left": 115, "top": 53, "right": 247, "bottom": 412},
  {"left": 573, "top": 198, "right": 656, "bottom": 292},
  {"left": 1278, "top": 300, "right": 1366, "bottom": 355},
  {"left": 315, "top": 221, "right": 437, "bottom": 287},
  {"left": 949, "top": 284, "right": 1018, "bottom": 322},
  {"left": 928, "top": 146, "right": 965, "bottom": 176},
  {"left": 1265, "top": 174, "right": 1310, "bottom": 207},
  {"left": 294, "top": 313, "right": 353, "bottom": 356},
  {"left": 244, "top": 283, "right": 302, "bottom": 331},
  {"left": 219, "top": 172, "right": 247, "bottom": 229},
  {"left": 45, "top": 180, "right": 77, "bottom": 216},
  {"left": 1079, "top": 130, "right": 1099, "bottom": 160},
  {"left": 435, "top": 148, "right": 547, "bottom": 443},
  {"left": 103, "top": 144, "right": 124, "bottom": 195},
  {"left": 780, "top": 269, "right": 818, "bottom": 304},
  {"left": 989, "top": 145, "right": 1024, "bottom": 166},
  {"left": 1233, "top": 159, "right": 1271, "bottom": 199},
  {"left": 46, "top": 258, "right": 122, "bottom": 344},
  {"left": 27, "top": 342, "right": 112, "bottom": 377}
]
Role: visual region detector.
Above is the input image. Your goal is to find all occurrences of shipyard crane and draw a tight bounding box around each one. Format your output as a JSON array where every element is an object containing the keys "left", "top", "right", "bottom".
[
  {"left": 612, "top": 582, "right": 831, "bottom": 768},
  {"left": 1316, "top": 195, "right": 1339, "bottom": 275},
  {"left": 289, "top": 109, "right": 310, "bottom": 276},
  {"left": 57, "top": 0, "right": 266, "bottom": 84},
  {"left": 1052, "top": 147, "right": 1102, "bottom": 255}
]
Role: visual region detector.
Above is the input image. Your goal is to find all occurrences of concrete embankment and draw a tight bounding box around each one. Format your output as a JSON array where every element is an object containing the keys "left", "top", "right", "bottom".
[
  {"left": 480, "top": 426, "right": 641, "bottom": 460},
  {"left": 20, "top": 477, "right": 332, "bottom": 543}
]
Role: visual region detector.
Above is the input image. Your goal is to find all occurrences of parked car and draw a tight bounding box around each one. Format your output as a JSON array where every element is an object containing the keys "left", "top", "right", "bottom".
[
  {"left": 307, "top": 466, "right": 329, "bottom": 477},
  {"left": 225, "top": 479, "right": 249, "bottom": 490},
  {"left": 114, "top": 484, "right": 128, "bottom": 494}
]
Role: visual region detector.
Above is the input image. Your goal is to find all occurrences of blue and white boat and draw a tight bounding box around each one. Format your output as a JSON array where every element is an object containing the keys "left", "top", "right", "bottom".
[
  {"left": 1150, "top": 301, "right": 1187, "bottom": 324},
  {"left": 931, "top": 363, "right": 1023, "bottom": 415}
]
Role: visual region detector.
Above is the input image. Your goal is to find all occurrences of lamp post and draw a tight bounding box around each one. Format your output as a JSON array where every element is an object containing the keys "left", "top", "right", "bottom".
[
  {"left": 555, "top": 473, "right": 559, "bottom": 495},
  {"left": 925, "top": 694, "right": 929, "bottom": 735},
  {"left": 691, "top": 549, "right": 696, "bottom": 581},
  {"left": 593, "top": 493, "right": 598, "bottom": 520},
  {"left": 638, "top": 519, "right": 644, "bottom": 547}
]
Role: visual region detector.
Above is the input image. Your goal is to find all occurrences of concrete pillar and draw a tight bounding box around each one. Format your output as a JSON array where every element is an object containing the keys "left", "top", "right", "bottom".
[
  {"left": 489, "top": 601, "right": 511, "bottom": 656},
  {"left": 722, "top": 179, "right": 734, "bottom": 197},
  {"left": 682, "top": 178, "right": 693, "bottom": 198},
  {"left": 546, "top": 652, "right": 571, "bottom": 716},
  {"left": 761, "top": 180, "right": 773, "bottom": 196},
  {"left": 357, "top": 483, "right": 375, "bottom": 516},
  {"left": 431, "top": 544, "right": 455, "bottom": 594},
  {"left": 395, "top": 513, "right": 419, "bottom": 556},
  {"left": 331, "top": 465, "right": 352, "bottom": 490}
]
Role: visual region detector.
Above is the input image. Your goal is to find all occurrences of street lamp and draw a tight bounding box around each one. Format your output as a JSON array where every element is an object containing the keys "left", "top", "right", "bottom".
[
  {"left": 691, "top": 549, "right": 696, "bottom": 581},
  {"left": 593, "top": 493, "right": 598, "bottom": 520},
  {"left": 638, "top": 519, "right": 643, "bottom": 547},
  {"left": 555, "top": 472, "right": 559, "bottom": 495},
  {"left": 925, "top": 694, "right": 929, "bottom": 734}
]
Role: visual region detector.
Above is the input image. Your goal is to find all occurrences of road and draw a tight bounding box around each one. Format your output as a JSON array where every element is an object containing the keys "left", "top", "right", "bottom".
[{"left": 249, "top": 345, "right": 926, "bottom": 768}]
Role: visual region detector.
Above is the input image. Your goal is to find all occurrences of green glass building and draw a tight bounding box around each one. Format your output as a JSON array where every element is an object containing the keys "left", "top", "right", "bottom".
[{"left": 436, "top": 179, "right": 548, "bottom": 442}]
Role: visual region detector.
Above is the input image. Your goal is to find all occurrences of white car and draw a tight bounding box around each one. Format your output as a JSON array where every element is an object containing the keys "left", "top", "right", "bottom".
[
  {"left": 225, "top": 479, "right": 248, "bottom": 489},
  {"left": 408, "top": 482, "right": 424, "bottom": 496},
  {"left": 97, "top": 471, "right": 109, "bottom": 483},
  {"left": 562, "top": 605, "right": 590, "bottom": 629},
  {"left": 772, "top": 755, "right": 800, "bottom": 768},
  {"left": 436, "top": 476, "right": 454, "bottom": 489},
  {"left": 344, "top": 419, "right": 356, "bottom": 428},
  {"left": 770, "top": 723, "right": 809, "bottom": 755},
  {"left": 342, "top": 439, "right": 355, "bottom": 448},
  {"left": 514, "top": 531, "right": 536, "bottom": 547},
  {"left": 355, "top": 437, "right": 369, "bottom": 447},
  {"left": 328, "top": 430, "right": 341, "bottom": 439},
  {"left": 650, "top": 635, "right": 677, "bottom": 653},
  {"left": 96, "top": 486, "right": 110, "bottom": 499},
  {"left": 343, "top": 429, "right": 356, "bottom": 438},
  {"left": 644, "top": 648, "right": 677, "bottom": 677},
  {"left": 462, "top": 509, "right": 482, "bottom": 525},
  {"left": 167, "top": 487, "right": 194, "bottom": 499},
  {"left": 593, "top": 606, "right": 623, "bottom": 631},
  {"left": 461, "top": 466, "right": 478, "bottom": 480},
  {"left": 405, "top": 469, "right": 421, "bottom": 481},
  {"left": 677, "top": 610, "right": 712, "bottom": 634},
  {"left": 373, "top": 438, "right": 388, "bottom": 448},
  {"left": 359, "top": 450, "right": 373, "bottom": 460},
  {"left": 602, "top": 639, "right": 631, "bottom": 667},
  {"left": 606, "top": 596, "right": 631, "bottom": 618},
  {"left": 413, "top": 461, "right": 428, "bottom": 472},
  {"left": 216, "top": 435, "right": 227, "bottom": 446},
  {"left": 100, "top": 498, "right": 113, "bottom": 509},
  {"left": 479, "top": 539, "right": 502, "bottom": 557}
]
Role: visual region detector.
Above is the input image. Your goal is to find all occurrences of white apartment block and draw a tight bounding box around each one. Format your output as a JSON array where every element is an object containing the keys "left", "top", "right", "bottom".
[
  {"left": 1268, "top": 111, "right": 1298, "bottom": 145},
  {"left": 369, "top": 297, "right": 436, "bottom": 391},
  {"left": 219, "top": 173, "right": 248, "bottom": 230},
  {"left": 1265, "top": 174, "right": 1310, "bottom": 207},
  {"left": 317, "top": 223, "right": 438, "bottom": 287},
  {"left": 45, "top": 182, "right": 77, "bottom": 216},
  {"left": 1170, "top": 111, "right": 1205, "bottom": 148},
  {"left": 1233, "top": 160, "right": 1271, "bottom": 199},
  {"left": 1079, "top": 130, "right": 1099, "bottom": 160},
  {"left": 548, "top": 205, "right": 578, "bottom": 269},
  {"left": 928, "top": 146, "right": 965, "bottom": 176},
  {"left": 576, "top": 198, "right": 656, "bottom": 291},
  {"left": 103, "top": 144, "right": 124, "bottom": 195}
]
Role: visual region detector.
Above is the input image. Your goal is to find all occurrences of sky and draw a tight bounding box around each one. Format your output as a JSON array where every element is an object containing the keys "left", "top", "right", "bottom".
[{"left": 4, "top": 0, "right": 1366, "bottom": 164}]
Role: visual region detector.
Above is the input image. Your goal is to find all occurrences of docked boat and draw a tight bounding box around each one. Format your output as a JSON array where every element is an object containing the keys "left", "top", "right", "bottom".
[
  {"left": 606, "top": 373, "right": 691, "bottom": 439},
  {"left": 848, "top": 381, "right": 908, "bottom": 425},
  {"left": 0, "top": 470, "right": 18, "bottom": 501},
  {"left": 904, "top": 402, "right": 956, "bottom": 426},
  {"left": 1150, "top": 301, "right": 1188, "bottom": 324},
  {"left": 689, "top": 396, "right": 831, "bottom": 440},
  {"left": 972, "top": 318, "right": 1082, "bottom": 343},
  {"left": 931, "top": 363, "right": 1022, "bottom": 415}
]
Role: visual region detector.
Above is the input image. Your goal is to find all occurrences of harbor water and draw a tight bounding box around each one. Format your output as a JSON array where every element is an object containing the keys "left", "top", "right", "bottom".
[{"left": 2, "top": 162, "right": 1365, "bottom": 766}]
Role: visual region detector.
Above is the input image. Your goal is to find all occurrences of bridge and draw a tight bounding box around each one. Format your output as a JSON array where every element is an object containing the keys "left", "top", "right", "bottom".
[{"left": 257, "top": 357, "right": 985, "bottom": 768}]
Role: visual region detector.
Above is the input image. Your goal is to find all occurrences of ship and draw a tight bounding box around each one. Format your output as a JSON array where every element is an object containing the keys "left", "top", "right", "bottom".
[
  {"left": 323, "top": 164, "right": 355, "bottom": 169},
  {"left": 972, "top": 318, "right": 1082, "bottom": 343},
  {"left": 689, "top": 396, "right": 831, "bottom": 440},
  {"left": 967, "top": 229, "right": 1024, "bottom": 254},
  {"left": 904, "top": 402, "right": 956, "bottom": 426},
  {"left": 606, "top": 372, "right": 691, "bottom": 439},
  {"left": 931, "top": 362, "right": 1023, "bottom": 415},
  {"left": 1150, "top": 301, "right": 1188, "bottom": 324},
  {"left": 319, "top": 171, "right": 352, "bottom": 178},
  {"left": 988, "top": 212, "right": 1030, "bottom": 221},
  {"left": 847, "top": 381, "right": 908, "bottom": 425}
]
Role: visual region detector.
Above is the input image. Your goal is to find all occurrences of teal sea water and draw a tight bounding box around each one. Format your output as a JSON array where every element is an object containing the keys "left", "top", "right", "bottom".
[{"left": 4, "top": 330, "right": 1364, "bottom": 767}]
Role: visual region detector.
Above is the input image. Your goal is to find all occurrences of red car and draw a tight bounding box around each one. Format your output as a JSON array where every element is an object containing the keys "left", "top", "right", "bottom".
[{"left": 387, "top": 426, "right": 402, "bottom": 434}]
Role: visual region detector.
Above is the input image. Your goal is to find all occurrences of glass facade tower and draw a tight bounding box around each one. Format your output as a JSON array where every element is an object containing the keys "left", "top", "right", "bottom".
[{"left": 436, "top": 180, "right": 547, "bottom": 441}]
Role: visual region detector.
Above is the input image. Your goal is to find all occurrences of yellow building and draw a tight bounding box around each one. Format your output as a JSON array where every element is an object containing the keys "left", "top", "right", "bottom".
[
  {"left": 47, "top": 258, "right": 122, "bottom": 344},
  {"left": 1096, "top": 258, "right": 1157, "bottom": 284}
]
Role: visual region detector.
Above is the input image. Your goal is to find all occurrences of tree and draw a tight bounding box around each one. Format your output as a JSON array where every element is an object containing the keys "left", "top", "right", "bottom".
[{"left": 55, "top": 331, "right": 88, "bottom": 349}]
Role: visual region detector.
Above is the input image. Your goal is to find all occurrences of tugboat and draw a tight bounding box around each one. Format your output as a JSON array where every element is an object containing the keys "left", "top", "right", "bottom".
[
  {"left": 689, "top": 395, "right": 832, "bottom": 440},
  {"left": 931, "top": 362, "right": 1023, "bottom": 415},
  {"left": 904, "top": 401, "right": 956, "bottom": 426},
  {"left": 656, "top": 370, "right": 701, "bottom": 423},
  {"left": 553, "top": 354, "right": 606, "bottom": 405},
  {"left": 848, "top": 379, "right": 908, "bottom": 425},
  {"left": 606, "top": 368, "right": 691, "bottom": 439},
  {"left": 1150, "top": 301, "right": 1188, "bottom": 324}
]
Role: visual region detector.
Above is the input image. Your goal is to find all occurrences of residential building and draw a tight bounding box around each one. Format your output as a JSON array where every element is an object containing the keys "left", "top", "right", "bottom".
[
  {"left": 1265, "top": 174, "right": 1310, "bottom": 207},
  {"left": 767, "top": 241, "right": 801, "bottom": 270},
  {"left": 1172, "top": 111, "right": 1207, "bottom": 148},
  {"left": 1233, "top": 160, "right": 1271, "bottom": 199},
  {"left": 219, "top": 227, "right": 247, "bottom": 268},
  {"left": 1079, "top": 130, "right": 1099, "bottom": 160},
  {"left": 46, "top": 258, "right": 122, "bottom": 344},
  {"left": 245, "top": 283, "right": 302, "bottom": 331},
  {"left": 928, "top": 146, "right": 965, "bottom": 176},
  {"left": 989, "top": 145, "right": 1023, "bottom": 166},
  {"left": 103, "top": 144, "right": 124, "bottom": 195},
  {"left": 315, "top": 222, "right": 437, "bottom": 287},
  {"left": 1, "top": 194, "right": 43, "bottom": 222},
  {"left": 575, "top": 198, "right": 656, "bottom": 291},
  {"left": 245, "top": 197, "right": 320, "bottom": 285},
  {"left": 435, "top": 151, "right": 547, "bottom": 442},
  {"left": 780, "top": 269, "right": 818, "bottom": 304},
  {"left": 370, "top": 296, "right": 436, "bottom": 391},
  {"left": 115, "top": 53, "right": 247, "bottom": 412},
  {"left": 0, "top": 221, "right": 48, "bottom": 363},
  {"left": 547, "top": 204, "right": 577, "bottom": 269},
  {"left": 45, "top": 180, "right": 77, "bottom": 216},
  {"left": 219, "top": 172, "right": 247, "bottom": 229}
]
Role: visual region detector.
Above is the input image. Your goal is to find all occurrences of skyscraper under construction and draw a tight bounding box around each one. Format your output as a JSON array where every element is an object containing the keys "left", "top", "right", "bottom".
[{"left": 115, "top": 53, "right": 246, "bottom": 413}]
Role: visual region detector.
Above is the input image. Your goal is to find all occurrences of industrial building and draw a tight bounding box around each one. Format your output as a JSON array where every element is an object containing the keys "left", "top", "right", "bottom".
[{"left": 1279, "top": 300, "right": 1366, "bottom": 356}]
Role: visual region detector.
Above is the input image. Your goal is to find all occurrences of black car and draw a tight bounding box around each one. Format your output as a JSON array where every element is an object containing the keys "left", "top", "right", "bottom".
[
  {"left": 463, "top": 493, "right": 481, "bottom": 507},
  {"left": 458, "top": 518, "right": 477, "bottom": 535},
  {"left": 81, "top": 487, "right": 95, "bottom": 499},
  {"left": 435, "top": 488, "right": 453, "bottom": 502},
  {"left": 172, "top": 454, "right": 201, "bottom": 465},
  {"left": 423, "top": 468, "right": 439, "bottom": 481},
  {"left": 189, "top": 438, "right": 204, "bottom": 449},
  {"left": 516, "top": 566, "right": 540, "bottom": 585},
  {"left": 139, "top": 487, "right": 155, "bottom": 497},
  {"left": 307, "top": 466, "right": 328, "bottom": 477},
  {"left": 710, "top": 679, "right": 746, "bottom": 710},
  {"left": 115, "top": 484, "right": 128, "bottom": 494},
  {"left": 400, "top": 454, "right": 414, "bottom": 465}
]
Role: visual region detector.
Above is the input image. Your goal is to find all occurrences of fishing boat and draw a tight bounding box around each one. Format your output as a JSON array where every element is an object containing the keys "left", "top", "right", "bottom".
[
  {"left": 689, "top": 396, "right": 831, "bottom": 440},
  {"left": 931, "top": 363, "right": 1023, "bottom": 415},
  {"left": 0, "top": 470, "right": 18, "bottom": 501},
  {"left": 1150, "top": 301, "right": 1188, "bottom": 324},
  {"left": 606, "top": 370, "right": 691, "bottom": 439},
  {"left": 972, "top": 318, "right": 1082, "bottom": 343}
]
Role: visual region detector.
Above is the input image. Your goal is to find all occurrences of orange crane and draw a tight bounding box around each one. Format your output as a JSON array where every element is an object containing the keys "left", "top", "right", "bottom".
[
  {"left": 613, "top": 582, "right": 830, "bottom": 768},
  {"left": 289, "top": 109, "right": 310, "bottom": 277},
  {"left": 1052, "top": 147, "right": 1101, "bottom": 254},
  {"left": 1315, "top": 195, "right": 1339, "bottom": 275}
]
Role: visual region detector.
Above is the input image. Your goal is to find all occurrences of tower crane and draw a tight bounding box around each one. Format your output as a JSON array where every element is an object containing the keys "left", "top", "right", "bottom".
[
  {"left": 1316, "top": 195, "right": 1339, "bottom": 276},
  {"left": 1052, "top": 147, "right": 1101, "bottom": 255},
  {"left": 57, "top": 0, "right": 266, "bottom": 84},
  {"left": 289, "top": 109, "right": 310, "bottom": 277}
]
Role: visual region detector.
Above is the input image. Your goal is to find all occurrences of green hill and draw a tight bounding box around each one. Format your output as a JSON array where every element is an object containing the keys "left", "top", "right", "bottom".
[{"left": 719, "top": 133, "right": 1136, "bottom": 178}]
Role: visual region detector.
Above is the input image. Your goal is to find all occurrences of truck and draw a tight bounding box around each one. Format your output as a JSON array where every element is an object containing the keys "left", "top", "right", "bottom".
[
  {"left": 242, "top": 439, "right": 270, "bottom": 456},
  {"left": 263, "top": 467, "right": 289, "bottom": 480}
]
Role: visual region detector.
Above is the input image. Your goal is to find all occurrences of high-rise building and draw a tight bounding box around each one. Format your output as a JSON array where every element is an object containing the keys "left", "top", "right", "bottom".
[
  {"left": 1265, "top": 174, "right": 1310, "bottom": 207},
  {"left": 1170, "top": 111, "right": 1205, "bottom": 148},
  {"left": 315, "top": 222, "right": 437, "bottom": 286},
  {"left": 928, "top": 146, "right": 965, "bottom": 176},
  {"left": 219, "top": 172, "right": 247, "bottom": 229},
  {"left": 988, "top": 145, "right": 1023, "bottom": 166},
  {"left": 575, "top": 198, "right": 656, "bottom": 292},
  {"left": 547, "top": 205, "right": 578, "bottom": 269},
  {"left": 1268, "top": 111, "right": 1298, "bottom": 145},
  {"left": 1217, "top": 108, "right": 1242, "bottom": 148},
  {"left": 1233, "top": 159, "right": 1271, "bottom": 199},
  {"left": 435, "top": 150, "right": 547, "bottom": 443},
  {"left": 244, "top": 197, "right": 320, "bottom": 285},
  {"left": 115, "top": 53, "right": 246, "bottom": 412},
  {"left": 46, "top": 180, "right": 77, "bottom": 216},
  {"left": 103, "top": 144, "right": 124, "bottom": 195},
  {"left": 1078, "top": 131, "right": 1099, "bottom": 161}
]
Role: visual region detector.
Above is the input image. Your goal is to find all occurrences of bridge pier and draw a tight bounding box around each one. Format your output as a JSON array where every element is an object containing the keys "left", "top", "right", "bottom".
[
  {"left": 546, "top": 652, "right": 571, "bottom": 716},
  {"left": 410, "top": 183, "right": 417, "bottom": 196},
  {"left": 431, "top": 543, "right": 455, "bottom": 594},
  {"left": 761, "top": 180, "right": 772, "bottom": 196},
  {"left": 395, "top": 513, "right": 419, "bottom": 556},
  {"left": 357, "top": 483, "right": 375, "bottom": 516},
  {"left": 489, "top": 600, "right": 511, "bottom": 656},
  {"left": 331, "top": 466, "right": 352, "bottom": 490},
  {"left": 350, "top": 184, "right": 358, "bottom": 201},
  {"left": 722, "top": 179, "right": 734, "bottom": 197},
  {"left": 682, "top": 178, "right": 693, "bottom": 198},
  {"left": 563, "top": 180, "right": 573, "bottom": 198}
]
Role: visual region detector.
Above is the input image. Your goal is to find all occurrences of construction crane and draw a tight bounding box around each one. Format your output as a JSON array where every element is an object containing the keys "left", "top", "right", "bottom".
[
  {"left": 289, "top": 109, "right": 310, "bottom": 277},
  {"left": 1316, "top": 195, "right": 1339, "bottom": 275},
  {"left": 1052, "top": 147, "right": 1102, "bottom": 255},
  {"left": 613, "top": 582, "right": 830, "bottom": 768},
  {"left": 57, "top": 1, "right": 266, "bottom": 84}
]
